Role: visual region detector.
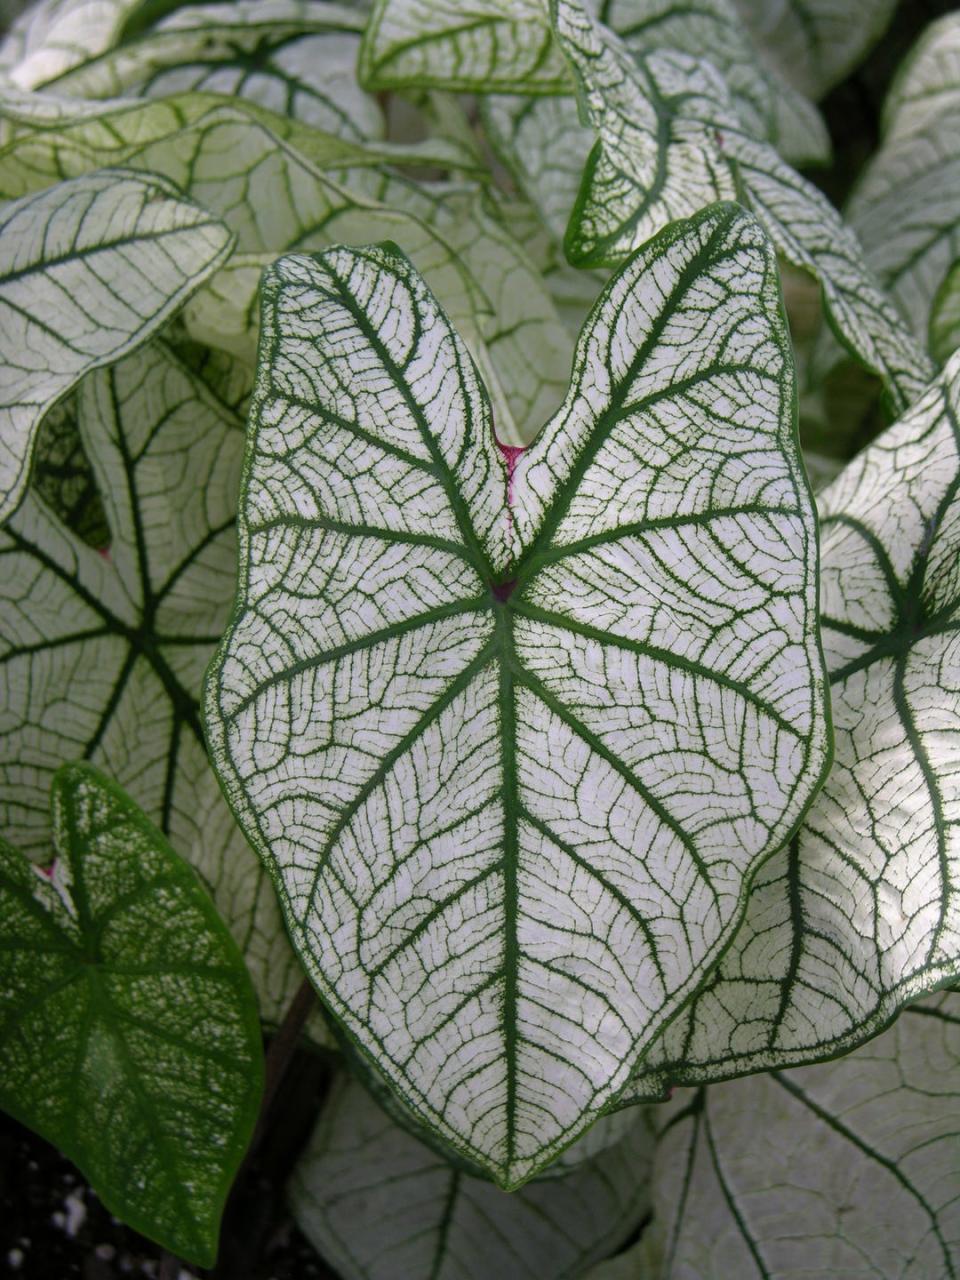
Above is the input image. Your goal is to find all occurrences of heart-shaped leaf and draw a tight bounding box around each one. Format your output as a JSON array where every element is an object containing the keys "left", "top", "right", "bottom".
[
  {"left": 205, "top": 203, "right": 830, "bottom": 1185},
  {"left": 645, "top": 992, "right": 960, "bottom": 1278},
  {"left": 552, "top": 0, "right": 933, "bottom": 413},
  {"left": 0, "top": 762, "right": 263, "bottom": 1267},
  {"left": 0, "top": 167, "right": 232, "bottom": 523},
  {"left": 622, "top": 348, "right": 960, "bottom": 1098},
  {"left": 0, "top": 340, "right": 308, "bottom": 1027},
  {"left": 289, "top": 1072, "right": 653, "bottom": 1280}
]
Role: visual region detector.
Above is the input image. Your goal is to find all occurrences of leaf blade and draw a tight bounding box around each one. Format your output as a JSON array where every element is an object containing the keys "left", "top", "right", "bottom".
[
  {"left": 0, "top": 167, "right": 233, "bottom": 523},
  {"left": 0, "top": 762, "right": 264, "bottom": 1267},
  {"left": 206, "top": 207, "right": 829, "bottom": 1184}
]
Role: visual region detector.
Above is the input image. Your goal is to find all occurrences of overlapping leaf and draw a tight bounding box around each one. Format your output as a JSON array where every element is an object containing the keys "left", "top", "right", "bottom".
[
  {"left": 0, "top": 167, "right": 232, "bottom": 523},
  {"left": 361, "top": 0, "right": 826, "bottom": 163},
  {"left": 0, "top": 83, "right": 571, "bottom": 449},
  {"left": 622, "top": 348, "right": 960, "bottom": 1100},
  {"left": 553, "top": 0, "right": 932, "bottom": 414},
  {"left": 483, "top": 92, "right": 593, "bottom": 244},
  {"left": 205, "top": 205, "right": 829, "bottom": 1185},
  {"left": 596, "top": 0, "right": 828, "bottom": 164},
  {"left": 0, "top": 340, "right": 308, "bottom": 1027},
  {"left": 644, "top": 992, "right": 960, "bottom": 1278},
  {"left": 46, "top": 0, "right": 384, "bottom": 141},
  {"left": 0, "top": 762, "right": 263, "bottom": 1267},
  {"left": 732, "top": 0, "right": 898, "bottom": 100},
  {"left": 359, "top": 0, "right": 568, "bottom": 94},
  {"left": 289, "top": 1073, "right": 652, "bottom": 1280},
  {"left": 845, "top": 15, "right": 960, "bottom": 358},
  {"left": 0, "top": 0, "right": 138, "bottom": 88}
]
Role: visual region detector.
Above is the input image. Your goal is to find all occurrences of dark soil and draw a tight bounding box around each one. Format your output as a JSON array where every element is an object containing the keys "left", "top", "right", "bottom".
[{"left": 0, "top": 1047, "right": 339, "bottom": 1280}]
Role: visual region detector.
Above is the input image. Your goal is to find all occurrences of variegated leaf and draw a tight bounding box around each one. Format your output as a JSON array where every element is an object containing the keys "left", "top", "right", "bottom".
[
  {"left": 483, "top": 92, "right": 593, "bottom": 245},
  {"left": 204, "top": 206, "right": 829, "bottom": 1184},
  {"left": 0, "top": 341, "right": 309, "bottom": 1028},
  {"left": 732, "top": 0, "right": 898, "bottom": 100},
  {"left": 645, "top": 992, "right": 960, "bottom": 1279},
  {"left": 0, "top": 167, "right": 232, "bottom": 523},
  {"left": 624, "top": 348, "right": 960, "bottom": 1099},
  {"left": 553, "top": 0, "right": 933, "bottom": 414},
  {"left": 289, "top": 1072, "right": 653, "bottom": 1280},
  {"left": 47, "top": 0, "right": 384, "bottom": 141},
  {"left": 359, "top": 0, "right": 568, "bottom": 95},
  {"left": 0, "top": 762, "right": 263, "bottom": 1267},
  {"left": 597, "top": 0, "right": 828, "bottom": 164},
  {"left": 0, "top": 0, "right": 138, "bottom": 88},
  {"left": 362, "top": 0, "right": 826, "bottom": 162},
  {"left": 845, "top": 15, "right": 960, "bottom": 360}
]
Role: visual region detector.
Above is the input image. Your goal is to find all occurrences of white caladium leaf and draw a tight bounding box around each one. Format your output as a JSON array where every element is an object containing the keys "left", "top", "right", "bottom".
[
  {"left": 0, "top": 0, "right": 139, "bottom": 88},
  {"left": 362, "top": 0, "right": 826, "bottom": 162},
  {"left": 732, "top": 0, "right": 898, "bottom": 100},
  {"left": 598, "top": 0, "right": 828, "bottom": 164},
  {"left": 0, "top": 762, "right": 263, "bottom": 1267},
  {"left": 288, "top": 1073, "right": 652, "bottom": 1280},
  {"left": 417, "top": 189, "right": 573, "bottom": 444},
  {"left": 622, "top": 348, "right": 960, "bottom": 1100},
  {"left": 0, "top": 86, "right": 472, "bottom": 185},
  {"left": 646, "top": 992, "right": 960, "bottom": 1279},
  {"left": 46, "top": 0, "right": 384, "bottom": 141},
  {"left": 204, "top": 204, "right": 830, "bottom": 1184},
  {"left": 0, "top": 341, "right": 308, "bottom": 1028},
  {"left": 553, "top": 0, "right": 934, "bottom": 415},
  {"left": 499, "top": 196, "right": 607, "bottom": 339},
  {"left": 0, "top": 167, "right": 232, "bottom": 524},
  {"left": 483, "top": 93, "right": 593, "bottom": 246},
  {"left": 359, "top": 0, "right": 568, "bottom": 95},
  {"left": 845, "top": 15, "right": 960, "bottom": 358}
]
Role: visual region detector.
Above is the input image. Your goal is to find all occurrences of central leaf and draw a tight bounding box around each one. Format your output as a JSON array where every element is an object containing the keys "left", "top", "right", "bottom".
[{"left": 205, "top": 203, "right": 830, "bottom": 1186}]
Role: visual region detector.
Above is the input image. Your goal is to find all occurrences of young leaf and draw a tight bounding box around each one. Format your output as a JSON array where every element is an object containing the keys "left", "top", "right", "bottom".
[
  {"left": 0, "top": 762, "right": 263, "bottom": 1267},
  {"left": 646, "top": 992, "right": 960, "bottom": 1278},
  {"left": 553, "top": 0, "right": 933, "bottom": 414},
  {"left": 623, "top": 349, "right": 960, "bottom": 1099},
  {"left": 359, "top": 0, "right": 569, "bottom": 95},
  {"left": 844, "top": 15, "right": 960, "bottom": 357},
  {"left": 0, "top": 341, "right": 308, "bottom": 1027},
  {"left": 204, "top": 205, "right": 830, "bottom": 1185},
  {"left": 288, "top": 1073, "right": 652, "bottom": 1280},
  {"left": 0, "top": 167, "right": 232, "bottom": 524},
  {"left": 731, "top": 0, "right": 898, "bottom": 100},
  {"left": 46, "top": 0, "right": 384, "bottom": 141}
]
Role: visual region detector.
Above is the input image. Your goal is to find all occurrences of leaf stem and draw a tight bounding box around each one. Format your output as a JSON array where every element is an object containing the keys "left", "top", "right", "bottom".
[{"left": 252, "top": 975, "right": 318, "bottom": 1151}]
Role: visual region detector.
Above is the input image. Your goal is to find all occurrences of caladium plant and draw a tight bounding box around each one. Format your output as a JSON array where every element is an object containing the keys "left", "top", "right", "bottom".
[{"left": 0, "top": 0, "right": 958, "bottom": 1275}]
